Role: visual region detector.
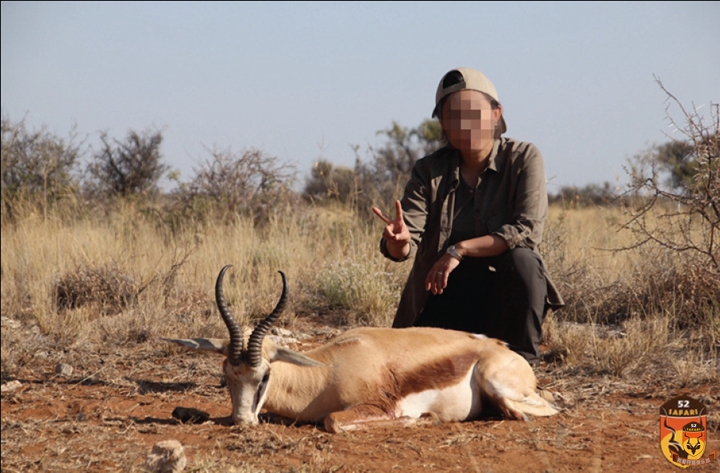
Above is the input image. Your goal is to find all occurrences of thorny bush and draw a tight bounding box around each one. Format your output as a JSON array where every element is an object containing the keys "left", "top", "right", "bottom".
[{"left": 620, "top": 79, "right": 719, "bottom": 345}]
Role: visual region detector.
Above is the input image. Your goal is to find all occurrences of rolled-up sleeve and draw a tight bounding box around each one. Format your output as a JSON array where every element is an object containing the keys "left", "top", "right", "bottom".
[{"left": 491, "top": 144, "right": 548, "bottom": 250}]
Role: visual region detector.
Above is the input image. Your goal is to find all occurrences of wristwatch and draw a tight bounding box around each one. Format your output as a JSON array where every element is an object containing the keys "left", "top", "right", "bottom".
[{"left": 446, "top": 244, "right": 463, "bottom": 261}]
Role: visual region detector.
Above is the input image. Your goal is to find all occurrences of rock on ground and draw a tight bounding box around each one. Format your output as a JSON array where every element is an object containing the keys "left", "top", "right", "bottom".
[
  {"left": 55, "top": 363, "right": 74, "bottom": 378},
  {"left": 1, "top": 380, "right": 22, "bottom": 394},
  {"left": 145, "top": 440, "right": 187, "bottom": 473}
]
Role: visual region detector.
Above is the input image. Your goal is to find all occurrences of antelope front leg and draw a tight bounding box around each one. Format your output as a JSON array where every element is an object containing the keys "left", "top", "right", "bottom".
[
  {"left": 324, "top": 404, "right": 394, "bottom": 433},
  {"left": 324, "top": 405, "right": 441, "bottom": 433}
]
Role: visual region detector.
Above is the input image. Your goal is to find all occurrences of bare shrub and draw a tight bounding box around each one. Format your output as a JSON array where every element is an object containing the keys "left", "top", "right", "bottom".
[
  {"left": 176, "top": 147, "right": 296, "bottom": 225},
  {"left": 84, "top": 129, "right": 168, "bottom": 199},
  {"left": 54, "top": 264, "right": 138, "bottom": 316},
  {"left": 544, "top": 81, "right": 720, "bottom": 363},
  {"left": 623, "top": 79, "right": 718, "bottom": 271},
  {"left": 619, "top": 79, "right": 719, "bottom": 343}
]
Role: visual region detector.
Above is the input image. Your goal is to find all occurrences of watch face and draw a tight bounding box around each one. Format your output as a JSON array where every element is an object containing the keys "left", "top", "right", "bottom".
[{"left": 448, "top": 245, "right": 462, "bottom": 261}]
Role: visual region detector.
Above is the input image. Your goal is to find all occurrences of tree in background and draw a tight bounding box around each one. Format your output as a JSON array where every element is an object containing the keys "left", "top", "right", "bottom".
[
  {"left": 303, "top": 119, "right": 442, "bottom": 212},
  {"left": 651, "top": 139, "right": 698, "bottom": 192},
  {"left": 177, "top": 146, "right": 296, "bottom": 224},
  {"left": 304, "top": 159, "right": 356, "bottom": 204},
  {"left": 549, "top": 181, "right": 620, "bottom": 207},
  {"left": 84, "top": 129, "right": 168, "bottom": 198},
  {"left": 1, "top": 116, "right": 82, "bottom": 218},
  {"left": 354, "top": 118, "right": 442, "bottom": 214}
]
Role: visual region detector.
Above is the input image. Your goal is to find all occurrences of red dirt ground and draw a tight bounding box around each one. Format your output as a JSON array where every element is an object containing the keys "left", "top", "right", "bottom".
[{"left": 2, "top": 320, "right": 718, "bottom": 472}]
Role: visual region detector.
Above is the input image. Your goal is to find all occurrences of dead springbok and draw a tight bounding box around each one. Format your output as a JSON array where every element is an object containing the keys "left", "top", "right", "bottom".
[{"left": 164, "top": 265, "right": 558, "bottom": 432}]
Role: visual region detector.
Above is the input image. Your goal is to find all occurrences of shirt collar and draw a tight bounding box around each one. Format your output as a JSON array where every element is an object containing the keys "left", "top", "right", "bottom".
[
  {"left": 449, "top": 148, "right": 462, "bottom": 188},
  {"left": 449, "top": 139, "right": 502, "bottom": 185},
  {"left": 486, "top": 139, "right": 502, "bottom": 173}
]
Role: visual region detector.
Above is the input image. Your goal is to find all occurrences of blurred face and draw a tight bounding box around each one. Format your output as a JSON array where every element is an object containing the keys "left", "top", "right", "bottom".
[{"left": 441, "top": 89, "right": 501, "bottom": 152}]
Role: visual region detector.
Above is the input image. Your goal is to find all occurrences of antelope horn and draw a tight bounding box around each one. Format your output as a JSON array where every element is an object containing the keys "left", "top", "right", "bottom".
[
  {"left": 215, "top": 265, "right": 244, "bottom": 365},
  {"left": 247, "top": 271, "right": 288, "bottom": 367}
]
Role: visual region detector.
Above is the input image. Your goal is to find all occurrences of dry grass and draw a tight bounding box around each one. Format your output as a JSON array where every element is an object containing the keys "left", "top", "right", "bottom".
[
  {"left": 1, "top": 201, "right": 717, "bottom": 381},
  {"left": 540, "top": 205, "right": 718, "bottom": 383},
  {"left": 0, "top": 202, "right": 404, "bottom": 372}
]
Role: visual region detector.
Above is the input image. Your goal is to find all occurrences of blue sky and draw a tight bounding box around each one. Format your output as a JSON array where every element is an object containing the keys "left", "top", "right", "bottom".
[{"left": 2, "top": 2, "right": 718, "bottom": 193}]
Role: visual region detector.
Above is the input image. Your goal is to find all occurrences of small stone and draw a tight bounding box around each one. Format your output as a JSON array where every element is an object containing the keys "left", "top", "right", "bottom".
[
  {"left": 56, "top": 363, "right": 74, "bottom": 378},
  {"left": 0, "top": 316, "right": 21, "bottom": 330},
  {"left": 145, "top": 440, "right": 187, "bottom": 473},
  {"left": 1, "top": 380, "right": 22, "bottom": 394},
  {"left": 271, "top": 327, "right": 294, "bottom": 337}
]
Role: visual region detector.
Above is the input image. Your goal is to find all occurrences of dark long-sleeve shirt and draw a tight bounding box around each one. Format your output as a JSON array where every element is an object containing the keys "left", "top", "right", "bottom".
[{"left": 381, "top": 137, "right": 564, "bottom": 328}]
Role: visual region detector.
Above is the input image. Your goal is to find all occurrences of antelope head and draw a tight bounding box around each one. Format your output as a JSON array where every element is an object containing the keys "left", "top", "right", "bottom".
[{"left": 164, "top": 265, "right": 321, "bottom": 425}]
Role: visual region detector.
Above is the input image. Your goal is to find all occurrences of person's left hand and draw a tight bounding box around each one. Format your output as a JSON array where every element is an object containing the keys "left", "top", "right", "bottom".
[{"left": 425, "top": 254, "right": 460, "bottom": 295}]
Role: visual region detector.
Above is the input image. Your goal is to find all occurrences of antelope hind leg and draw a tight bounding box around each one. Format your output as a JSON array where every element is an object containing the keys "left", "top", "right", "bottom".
[{"left": 475, "top": 352, "right": 559, "bottom": 420}]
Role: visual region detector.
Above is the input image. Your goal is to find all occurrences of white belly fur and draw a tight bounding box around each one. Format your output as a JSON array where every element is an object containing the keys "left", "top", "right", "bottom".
[{"left": 395, "top": 366, "right": 480, "bottom": 422}]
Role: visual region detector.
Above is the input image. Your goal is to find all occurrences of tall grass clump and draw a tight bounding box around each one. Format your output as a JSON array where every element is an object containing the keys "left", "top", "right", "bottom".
[
  {"left": 315, "top": 252, "right": 403, "bottom": 327},
  {"left": 289, "top": 203, "right": 406, "bottom": 327}
]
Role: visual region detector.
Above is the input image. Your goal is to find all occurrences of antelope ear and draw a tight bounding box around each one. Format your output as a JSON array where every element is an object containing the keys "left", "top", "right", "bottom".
[
  {"left": 271, "top": 346, "right": 324, "bottom": 367},
  {"left": 162, "top": 338, "right": 230, "bottom": 356}
]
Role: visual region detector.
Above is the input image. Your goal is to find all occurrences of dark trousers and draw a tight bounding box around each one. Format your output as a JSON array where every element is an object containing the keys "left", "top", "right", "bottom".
[{"left": 414, "top": 247, "right": 548, "bottom": 365}]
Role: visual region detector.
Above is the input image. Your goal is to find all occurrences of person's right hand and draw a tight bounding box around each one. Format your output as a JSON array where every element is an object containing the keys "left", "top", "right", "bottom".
[{"left": 372, "top": 200, "right": 411, "bottom": 246}]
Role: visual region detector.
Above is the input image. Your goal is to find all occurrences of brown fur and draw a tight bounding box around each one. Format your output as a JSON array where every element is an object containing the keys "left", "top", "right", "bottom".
[
  {"left": 167, "top": 326, "right": 559, "bottom": 431},
  {"left": 392, "top": 350, "right": 480, "bottom": 398}
]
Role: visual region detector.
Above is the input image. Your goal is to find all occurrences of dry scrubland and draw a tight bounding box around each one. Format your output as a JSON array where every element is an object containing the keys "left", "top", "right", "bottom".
[
  {"left": 1, "top": 202, "right": 410, "bottom": 377},
  {"left": 1, "top": 201, "right": 718, "bottom": 471},
  {"left": 2, "top": 202, "right": 717, "bottom": 378}
]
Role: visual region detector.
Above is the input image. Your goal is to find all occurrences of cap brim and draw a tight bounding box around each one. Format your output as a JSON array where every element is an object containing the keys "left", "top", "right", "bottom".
[{"left": 431, "top": 103, "right": 440, "bottom": 118}]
